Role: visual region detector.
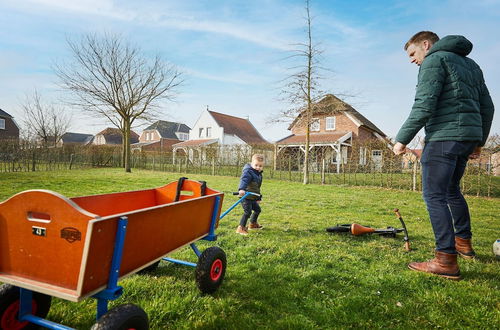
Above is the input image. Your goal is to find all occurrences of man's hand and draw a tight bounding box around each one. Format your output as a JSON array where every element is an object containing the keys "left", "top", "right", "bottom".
[
  {"left": 393, "top": 142, "right": 407, "bottom": 155},
  {"left": 469, "top": 146, "right": 482, "bottom": 159},
  {"left": 238, "top": 189, "right": 246, "bottom": 197}
]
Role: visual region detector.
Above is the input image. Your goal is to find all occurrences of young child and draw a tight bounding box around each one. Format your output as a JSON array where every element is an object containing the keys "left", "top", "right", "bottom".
[{"left": 236, "top": 154, "right": 264, "bottom": 235}]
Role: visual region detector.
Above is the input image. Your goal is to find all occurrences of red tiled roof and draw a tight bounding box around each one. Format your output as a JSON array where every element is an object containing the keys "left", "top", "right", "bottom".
[
  {"left": 276, "top": 132, "right": 349, "bottom": 145},
  {"left": 208, "top": 111, "right": 268, "bottom": 144},
  {"left": 289, "top": 94, "right": 386, "bottom": 137},
  {"left": 172, "top": 139, "right": 218, "bottom": 148}
]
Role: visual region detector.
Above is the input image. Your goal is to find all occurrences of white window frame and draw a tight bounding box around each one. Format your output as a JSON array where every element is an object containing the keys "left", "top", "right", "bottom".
[
  {"left": 177, "top": 132, "right": 188, "bottom": 141},
  {"left": 199, "top": 128, "right": 204, "bottom": 138},
  {"left": 326, "top": 116, "right": 336, "bottom": 131},
  {"left": 0, "top": 118, "right": 5, "bottom": 130},
  {"left": 310, "top": 118, "right": 320, "bottom": 132},
  {"left": 206, "top": 127, "right": 212, "bottom": 137},
  {"left": 359, "top": 147, "right": 367, "bottom": 165}
]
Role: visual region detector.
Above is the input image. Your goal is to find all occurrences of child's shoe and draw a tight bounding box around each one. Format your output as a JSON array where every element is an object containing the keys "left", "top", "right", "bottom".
[
  {"left": 249, "top": 222, "right": 263, "bottom": 229},
  {"left": 236, "top": 225, "right": 249, "bottom": 235}
]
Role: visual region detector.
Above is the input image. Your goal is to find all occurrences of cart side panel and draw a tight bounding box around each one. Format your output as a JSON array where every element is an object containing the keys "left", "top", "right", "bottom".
[
  {"left": 80, "top": 193, "right": 223, "bottom": 297},
  {"left": 71, "top": 189, "right": 158, "bottom": 217},
  {"left": 0, "top": 190, "right": 94, "bottom": 292}
]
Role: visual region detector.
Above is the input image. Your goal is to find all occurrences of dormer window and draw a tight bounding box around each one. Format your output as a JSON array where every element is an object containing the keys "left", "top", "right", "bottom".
[
  {"left": 310, "top": 118, "right": 320, "bottom": 132},
  {"left": 326, "top": 117, "right": 336, "bottom": 130},
  {"left": 0, "top": 118, "right": 5, "bottom": 130},
  {"left": 176, "top": 132, "right": 188, "bottom": 141}
]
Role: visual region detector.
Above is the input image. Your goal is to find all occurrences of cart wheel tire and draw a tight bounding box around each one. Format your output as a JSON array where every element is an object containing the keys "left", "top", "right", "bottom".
[
  {"left": 137, "top": 260, "right": 161, "bottom": 275},
  {"left": 91, "top": 304, "right": 148, "bottom": 330},
  {"left": 0, "top": 284, "right": 52, "bottom": 330},
  {"left": 195, "top": 247, "right": 227, "bottom": 294}
]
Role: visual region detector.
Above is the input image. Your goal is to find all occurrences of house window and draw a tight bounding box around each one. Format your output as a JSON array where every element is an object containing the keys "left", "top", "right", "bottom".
[
  {"left": 145, "top": 132, "right": 150, "bottom": 141},
  {"left": 177, "top": 132, "right": 188, "bottom": 141},
  {"left": 199, "top": 128, "right": 204, "bottom": 138},
  {"left": 359, "top": 147, "right": 367, "bottom": 165},
  {"left": 372, "top": 150, "right": 382, "bottom": 157},
  {"left": 310, "top": 118, "right": 320, "bottom": 132},
  {"left": 0, "top": 118, "right": 4, "bottom": 130},
  {"left": 206, "top": 127, "right": 212, "bottom": 137},
  {"left": 326, "top": 117, "right": 336, "bottom": 130}
]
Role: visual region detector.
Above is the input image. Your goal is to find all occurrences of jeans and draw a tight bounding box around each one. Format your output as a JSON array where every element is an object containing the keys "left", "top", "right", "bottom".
[
  {"left": 239, "top": 199, "right": 261, "bottom": 227},
  {"left": 420, "top": 141, "right": 477, "bottom": 253}
]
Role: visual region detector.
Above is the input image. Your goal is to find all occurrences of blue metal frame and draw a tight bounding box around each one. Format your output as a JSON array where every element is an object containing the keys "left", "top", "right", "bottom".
[
  {"left": 17, "top": 216, "right": 129, "bottom": 329},
  {"left": 93, "top": 216, "right": 129, "bottom": 319},
  {"left": 219, "top": 192, "right": 259, "bottom": 220}
]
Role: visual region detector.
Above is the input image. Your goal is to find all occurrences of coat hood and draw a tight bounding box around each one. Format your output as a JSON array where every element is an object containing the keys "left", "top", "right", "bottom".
[{"left": 427, "top": 35, "right": 472, "bottom": 57}]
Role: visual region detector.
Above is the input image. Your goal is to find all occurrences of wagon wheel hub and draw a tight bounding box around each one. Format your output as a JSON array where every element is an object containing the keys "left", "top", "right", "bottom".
[
  {"left": 1, "top": 300, "right": 37, "bottom": 330},
  {"left": 210, "top": 259, "right": 223, "bottom": 281}
]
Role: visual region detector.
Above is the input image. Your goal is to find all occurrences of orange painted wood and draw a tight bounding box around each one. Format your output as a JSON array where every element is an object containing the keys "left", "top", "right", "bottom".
[
  {"left": 0, "top": 190, "right": 95, "bottom": 295},
  {"left": 0, "top": 180, "right": 223, "bottom": 301}
]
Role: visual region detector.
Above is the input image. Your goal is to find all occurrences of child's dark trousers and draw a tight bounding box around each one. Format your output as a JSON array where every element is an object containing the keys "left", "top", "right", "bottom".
[{"left": 239, "top": 199, "right": 261, "bottom": 227}]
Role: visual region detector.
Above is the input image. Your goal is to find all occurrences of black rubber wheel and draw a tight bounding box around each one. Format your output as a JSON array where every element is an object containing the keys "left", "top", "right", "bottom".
[
  {"left": 195, "top": 246, "right": 227, "bottom": 294},
  {"left": 91, "top": 304, "right": 148, "bottom": 330},
  {"left": 137, "top": 260, "right": 161, "bottom": 275},
  {"left": 0, "top": 284, "right": 52, "bottom": 330}
]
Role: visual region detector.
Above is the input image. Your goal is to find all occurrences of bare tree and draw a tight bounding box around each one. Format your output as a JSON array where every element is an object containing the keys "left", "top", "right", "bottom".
[
  {"left": 277, "top": 0, "right": 333, "bottom": 184},
  {"left": 54, "top": 33, "right": 183, "bottom": 172},
  {"left": 21, "top": 89, "right": 71, "bottom": 146}
]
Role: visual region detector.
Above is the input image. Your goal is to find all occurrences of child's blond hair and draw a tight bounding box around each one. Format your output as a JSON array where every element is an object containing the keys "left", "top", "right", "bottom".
[{"left": 252, "top": 154, "right": 265, "bottom": 162}]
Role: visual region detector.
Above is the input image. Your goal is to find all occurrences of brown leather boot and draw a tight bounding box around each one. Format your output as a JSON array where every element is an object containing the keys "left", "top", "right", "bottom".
[
  {"left": 455, "top": 236, "right": 476, "bottom": 259},
  {"left": 408, "top": 251, "right": 461, "bottom": 280},
  {"left": 249, "top": 222, "right": 263, "bottom": 229},
  {"left": 235, "top": 225, "right": 248, "bottom": 236}
]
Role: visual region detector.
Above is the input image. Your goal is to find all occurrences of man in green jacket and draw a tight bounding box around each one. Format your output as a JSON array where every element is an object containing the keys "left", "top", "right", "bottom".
[{"left": 393, "top": 31, "right": 494, "bottom": 280}]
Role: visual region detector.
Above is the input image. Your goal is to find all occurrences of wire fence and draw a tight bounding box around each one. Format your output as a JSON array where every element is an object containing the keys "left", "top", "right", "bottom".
[{"left": 1, "top": 140, "right": 499, "bottom": 198}]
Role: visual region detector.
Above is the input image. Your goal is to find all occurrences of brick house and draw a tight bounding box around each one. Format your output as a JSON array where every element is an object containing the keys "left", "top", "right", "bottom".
[
  {"left": 275, "top": 94, "right": 390, "bottom": 172},
  {"left": 0, "top": 109, "right": 20, "bottom": 142},
  {"left": 92, "top": 127, "right": 139, "bottom": 145},
  {"left": 401, "top": 149, "right": 422, "bottom": 170},
  {"left": 132, "top": 120, "right": 190, "bottom": 152}
]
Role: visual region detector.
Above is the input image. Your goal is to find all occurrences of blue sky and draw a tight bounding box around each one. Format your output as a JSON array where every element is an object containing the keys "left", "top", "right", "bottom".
[{"left": 1, "top": 0, "right": 499, "bottom": 142}]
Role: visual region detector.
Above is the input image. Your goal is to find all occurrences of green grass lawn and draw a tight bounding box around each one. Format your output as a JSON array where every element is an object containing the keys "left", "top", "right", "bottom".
[{"left": 0, "top": 168, "right": 498, "bottom": 329}]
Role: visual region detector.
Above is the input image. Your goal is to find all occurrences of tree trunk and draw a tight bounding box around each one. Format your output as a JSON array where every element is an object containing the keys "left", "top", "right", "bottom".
[
  {"left": 124, "top": 120, "right": 132, "bottom": 172},
  {"left": 303, "top": 125, "right": 310, "bottom": 184}
]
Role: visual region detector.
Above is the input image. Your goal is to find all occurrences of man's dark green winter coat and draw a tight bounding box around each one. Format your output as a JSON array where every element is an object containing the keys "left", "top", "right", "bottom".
[{"left": 396, "top": 35, "right": 494, "bottom": 146}]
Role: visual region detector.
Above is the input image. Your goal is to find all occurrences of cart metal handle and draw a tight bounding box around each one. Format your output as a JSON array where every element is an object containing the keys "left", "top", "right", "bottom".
[{"left": 219, "top": 192, "right": 260, "bottom": 220}]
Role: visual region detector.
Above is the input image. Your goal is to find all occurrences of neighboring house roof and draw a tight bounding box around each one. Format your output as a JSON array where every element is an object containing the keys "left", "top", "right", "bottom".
[
  {"left": 289, "top": 94, "right": 386, "bottom": 137},
  {"left": 144, "top": 120, "right": 190, "bottom": 139},
  {"left": 132, "top": 138, "right": 181, "bottom": 150},
  {"left": 96, "top": 127, "right": 139, "bottom": 144},
  {"left": 0, "top": 109, "right": 14, "bottom": 118},
  {"left": 173, "top": 139, "right": 218, "bottom": 148},
  {"left": 276, "top": 132, "right": 350, "bottom": 145},
  {"left": 61, "top": 132, "right": 93, "bottom": 144},
  {"left": 208, "top": 111, "right": 268, "bottom": 144}
]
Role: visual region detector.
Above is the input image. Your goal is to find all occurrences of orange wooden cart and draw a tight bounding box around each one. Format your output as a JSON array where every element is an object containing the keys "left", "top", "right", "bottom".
[{"left": 0, "top": 178, "right": 231, "bottom": 329}]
